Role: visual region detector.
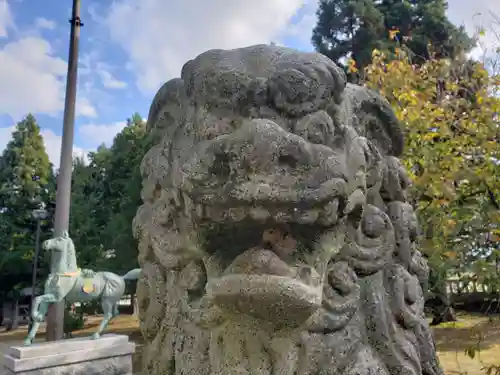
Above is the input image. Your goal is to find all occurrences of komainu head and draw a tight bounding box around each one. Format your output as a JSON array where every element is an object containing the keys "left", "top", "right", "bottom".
[{"left": 133, "top": 44, "right": 442, "bottom": 375}]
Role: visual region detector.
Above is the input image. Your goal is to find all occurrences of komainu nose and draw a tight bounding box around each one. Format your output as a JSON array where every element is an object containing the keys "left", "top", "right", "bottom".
[{"left": 209, "top": 119, "right": 317, "bottom": 175}]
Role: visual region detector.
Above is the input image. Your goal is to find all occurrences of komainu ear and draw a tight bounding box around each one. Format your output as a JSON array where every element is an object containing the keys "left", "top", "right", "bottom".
[
  {"left": 62, "top": 230, "right": 69, "bottom": 238},
  {"left": 146, "top": 78, "right": 185, "bottom": 142},
  {"left": 341, "top": 83, "right": 404, "bottom": 157}
]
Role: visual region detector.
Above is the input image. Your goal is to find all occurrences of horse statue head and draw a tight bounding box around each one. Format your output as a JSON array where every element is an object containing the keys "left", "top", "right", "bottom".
[
  {"left": 42, "top": 231, "right": 78, "bottom": 274},
  {"left": 42, "top": 230, "right": 72, "bottom": 253}
]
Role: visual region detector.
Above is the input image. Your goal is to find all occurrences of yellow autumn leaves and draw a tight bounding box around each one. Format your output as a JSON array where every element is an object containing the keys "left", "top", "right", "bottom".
[
  {"left": 388, "top": 28, "right": 400, "bottom": 41},
  {"left": 356, "top": 44, "right": 500, "bottom": 269}
]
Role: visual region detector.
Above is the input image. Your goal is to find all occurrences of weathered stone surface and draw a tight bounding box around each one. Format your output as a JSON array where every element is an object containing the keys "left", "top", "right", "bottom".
[
  {"left": 133, "top": 44, "right": 443, "bottom": 375},
  {"left": 1, "top": 335, "right": 134, "bottom": 375}
]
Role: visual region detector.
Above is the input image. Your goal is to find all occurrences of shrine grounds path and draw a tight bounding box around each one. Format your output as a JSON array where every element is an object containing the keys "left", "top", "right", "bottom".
[{"left": 1, "top": 313, "right": 499, "bottom": 375}]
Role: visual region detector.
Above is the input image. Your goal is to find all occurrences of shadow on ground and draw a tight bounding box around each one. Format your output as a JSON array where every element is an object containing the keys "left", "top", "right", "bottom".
[
  {"left": 432, "top": 315, "right": 500, "bottom": 352},
  {"left": 1, "top": 314, "right": 500, "bottom": 375}
]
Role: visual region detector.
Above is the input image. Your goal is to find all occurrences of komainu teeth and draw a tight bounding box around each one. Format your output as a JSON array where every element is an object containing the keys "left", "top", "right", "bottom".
[
  {"left": 318, "top": 199, "right": 339, "bottom": 226},
  {"left": 297, "top": 209, "right": 319, "bottom": 224},
  {"left": 344, "top": 189, "right": 365, "bottom": 215},
  {"left": 228, "top": 207, "right": 246, "bottom": 221},
  {"left": 250, "top": 207, "right": 270, "bottom": 221},
  {"left": 204, "top": 207, "right": 226, "bottom": 222},
  {"left": 273, "top": 210, "right": 293, "bottom": 222},
  {"left": 199, "top": 196, "right": 348, "bottom": 226},
  {"left": 325, "top": 199, "right": 339, "bottom": 216},
  {"left": 182, "top": 193, "right": 193, "bottom": 217},
  {"left": 195, "top": 204, "right": 204, "bottom": 219},
  {"left": 171, "top": 190, "right": 182, "bottom": 207}
]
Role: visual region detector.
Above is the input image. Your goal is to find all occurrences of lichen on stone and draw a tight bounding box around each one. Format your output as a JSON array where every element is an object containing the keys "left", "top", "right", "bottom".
[{"left": 133, "top": 44, "right": 443, "bottom": 375}]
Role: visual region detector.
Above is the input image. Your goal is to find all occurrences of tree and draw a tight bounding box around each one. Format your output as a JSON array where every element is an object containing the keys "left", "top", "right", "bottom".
[
  {"left": 363, "top": 47, "right": 500, "bottom": 322},
  {"left": 312, "top": 0, "right": 385, "bottom": 75},
  {"left": 312, "top": 0, "right": 474, "bottom": 75},
  {"left": 68, "top": 156, "right": 109, "bottom": 270},
  {"left": 66, "top": 113, "right": 148, "bottom": 292},
  {"left": 68, "top": 114, "right": 147, "bottom": 274},
  {"left": 0, "top": 114, "right": 54, "bottom": 299},
  {"left": 90, "top": 113, "right": 149, "bottom": 312},
  {"left": 101, "top": 114, "right": 148, "bottom": 276}
]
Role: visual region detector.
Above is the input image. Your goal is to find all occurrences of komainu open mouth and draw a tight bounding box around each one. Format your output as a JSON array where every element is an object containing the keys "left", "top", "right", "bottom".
[
  {"left": 187, "top": 137, "right": 366, "bottom": 327},
  {"left": 197, "top": 204, "right": 349, "bottom": 328}
]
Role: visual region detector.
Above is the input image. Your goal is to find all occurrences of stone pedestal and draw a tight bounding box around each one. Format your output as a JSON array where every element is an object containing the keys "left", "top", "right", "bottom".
[{"left": 1, "top": 334, "right": 135, "bottom": 375}]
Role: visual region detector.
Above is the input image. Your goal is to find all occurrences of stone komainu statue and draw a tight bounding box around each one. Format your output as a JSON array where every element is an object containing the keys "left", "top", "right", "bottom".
[{"left": 133, "top": 45, "right": 443, "bottom": 375}]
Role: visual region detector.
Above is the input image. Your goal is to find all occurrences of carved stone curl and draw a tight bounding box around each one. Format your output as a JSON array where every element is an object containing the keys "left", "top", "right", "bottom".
[{"left": 133, "top": 44, "right": 443, "bottom": 375}]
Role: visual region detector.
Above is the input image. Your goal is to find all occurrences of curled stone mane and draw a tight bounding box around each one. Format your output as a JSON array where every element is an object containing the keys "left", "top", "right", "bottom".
[{"left": 133, "top": 44, "right": 443, "bottom": 375}]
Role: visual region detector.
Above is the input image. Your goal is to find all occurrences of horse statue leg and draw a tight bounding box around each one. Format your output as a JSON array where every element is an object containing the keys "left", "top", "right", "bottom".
[
  {"left": 24, "top": 293, "right": 59, "bottom": 346},
  {"left": 89, "top": 270, "right": 137, "bottom": 340},
  {"left": 91, "top": 298, "right": 119, "bottom": 340}
]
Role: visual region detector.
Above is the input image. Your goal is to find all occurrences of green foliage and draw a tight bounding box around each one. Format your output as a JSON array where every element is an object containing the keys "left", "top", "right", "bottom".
[
  {"left": 69, "top": 155, "right": 110, "bottom": 269},
  {"left": 0, "top": 114, "right": 54, "bottom": 297},
  {"left": 0, "top": 113, "right": 149, "bottom": 301},
  {"left": 101, "top": 113, "right": 148, "bottom": 274},
  {"left": 312, "top": 0, "right": 474, "bottom": 75},
  {"left": 363, "top": 47, "right": 500, "bottom": 295},
  {"left": 63, "top": 304, "right": 84, "bottom": 337},
  {"left": 68, "top": 113, "right": 148, "bottom": 274}
]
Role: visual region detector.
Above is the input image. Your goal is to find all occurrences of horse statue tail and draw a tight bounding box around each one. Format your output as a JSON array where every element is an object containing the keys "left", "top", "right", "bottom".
[{"left": 121, "top": 268, "right": 142, "bottom": 280}]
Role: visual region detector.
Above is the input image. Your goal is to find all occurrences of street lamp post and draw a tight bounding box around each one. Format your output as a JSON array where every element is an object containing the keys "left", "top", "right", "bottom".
[
  {"left": 29, "top": 208, "right": 48, "bottom": 331},
  {"left": 46, "top": 0, "right": 83, "bottom": 341}
]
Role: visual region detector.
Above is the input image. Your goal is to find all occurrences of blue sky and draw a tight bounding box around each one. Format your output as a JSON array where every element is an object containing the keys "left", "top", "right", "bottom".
[{"left": 0, "top": 0, "right": 497, "bottom": 168}]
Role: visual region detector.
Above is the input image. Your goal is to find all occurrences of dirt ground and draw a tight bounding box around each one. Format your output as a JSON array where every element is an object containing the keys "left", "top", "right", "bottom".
[
  {"left": 431, "top": 313, "right": 500, "bottom": 375},
  {"left": 1, "top": 313, "right": 499, "bottom": 375}
]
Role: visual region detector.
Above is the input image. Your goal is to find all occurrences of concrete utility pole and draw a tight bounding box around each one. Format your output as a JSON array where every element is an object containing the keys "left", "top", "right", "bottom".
[{"left": 46, "top": 0, "right": 83, "bottom": 342}]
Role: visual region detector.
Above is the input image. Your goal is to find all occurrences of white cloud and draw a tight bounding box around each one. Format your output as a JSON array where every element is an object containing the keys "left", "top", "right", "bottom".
[
  {"left": 0, "top": 37, "right": 65, "bottom": 119},
  {"left": 77, "top": 97, "right": 98, "bottom": 117},
  {"left": 34, "top": 17, "right": 56, "bottom": 31},
  {"left": 0, "top": 0, "right": 13, "bottom": 37},
  {"left": 0, "top": 125, "right": 15, "bottom": 154},
  {"left": 0, "top": 1, "right": 96, "bottom": 121},
  {"left": 78, "top": 121, "right": 127, "bottom": 148},
  {"left": 78, "top": 53, "right": 127, "bottom": 94},
  {"left": 40, "top": 129, "right": 89, "bottom": 168},
  {"left": 97, "top": 69, "right": 127, "bottom": 89},
  {"left": 446, "top": 0, "right": 500, "bottom": 61},
  {"left": 103, "top": 0, "right": 499, "bottom": 93},
  {"left": 104, "top": 0, "right": 315, "bottom": 93},
  {"left": 0, "top": 36, "right": 98, "bottom": 120},
  {"left": 281, "top": 0, "right": 317, "bottom": 46},
  {"left": 0, "top": 126, "right": 89, "bottom": 168}
]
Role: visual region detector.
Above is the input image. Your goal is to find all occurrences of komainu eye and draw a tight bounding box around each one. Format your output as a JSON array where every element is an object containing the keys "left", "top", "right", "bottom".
[
  {"left": 294, "top": 110, "right": 334, "bottom": 145},
  {"left": 201, "top": 118, "right": 234, "bottom": 140}
]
